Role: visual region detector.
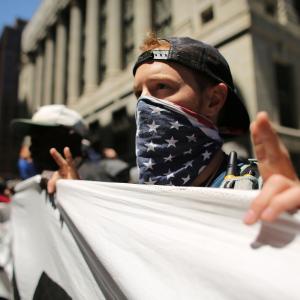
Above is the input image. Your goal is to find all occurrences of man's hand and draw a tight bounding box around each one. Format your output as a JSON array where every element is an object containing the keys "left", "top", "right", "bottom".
[
  {"left": 47, "top": 147, "right": 80, "bottom": 194},
  {"left": 250, "top": 112, "right": 296, "bottom": 181},
  {"left": 244, "top": 112, "right": 299, "bottom": 224}
]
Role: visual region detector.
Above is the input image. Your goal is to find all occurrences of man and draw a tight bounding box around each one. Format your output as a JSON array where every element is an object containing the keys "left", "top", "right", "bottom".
[
  {"left": 18, "top": 142, "right": 37, "bottom": 180},
  {"left": 133, "top": 36, "right": 250, "bottom": 187},
  {"left": 49, "top": 36, "right": 299, "bottom": 222},
  {"left": 12, "top": 105, "right": 86, "bottom": 174},
  {"left": 12, "top": 105, "right": 130, "bottom": 182}
]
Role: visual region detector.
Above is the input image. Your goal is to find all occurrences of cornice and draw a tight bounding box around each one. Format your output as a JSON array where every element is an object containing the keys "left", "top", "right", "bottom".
[{"left": 22, "top": 0, "right": 70, "bottom": 53}]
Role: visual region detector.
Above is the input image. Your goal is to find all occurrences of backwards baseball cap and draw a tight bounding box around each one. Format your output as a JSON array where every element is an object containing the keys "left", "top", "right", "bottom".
[
  {"left": 133, "top": 37, "right": 250, "bottom": 136},
  {"left": 11, "top": 104, "right": 88, "bottom": 137}
]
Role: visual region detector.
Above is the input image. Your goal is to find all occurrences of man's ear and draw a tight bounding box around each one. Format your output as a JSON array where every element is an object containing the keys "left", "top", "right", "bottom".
[{"left": 204, "top": 83, "right": 227, "bottom": 121}]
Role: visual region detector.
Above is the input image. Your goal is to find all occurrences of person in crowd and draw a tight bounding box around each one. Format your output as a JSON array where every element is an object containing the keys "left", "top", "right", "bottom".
[
  {"left": 48, "top": 35, "right": 300, "bottom": 222},
  {"left": 79, "top": 138, "right": 130, "bottom": 183},
  {"left": 11, "top": 105, "right": 130, "bottom": 184},
  {"left": 17, "top": 139, "right": 37, "bottom": 180},
  {"left": 0, "top": 179, "right": 11, "bottom": 204}
]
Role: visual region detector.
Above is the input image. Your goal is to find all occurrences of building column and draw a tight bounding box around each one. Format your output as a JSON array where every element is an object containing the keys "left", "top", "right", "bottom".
[
  {"left": 67, "top": 0, "right": 82, "bottom": 104},
  {"left": 20, "top": 53, "right": 36, "bottom": 113},
  {"left": 133, "top": 0, "right": 151, "bottom": 57},
  {"left": 277, "top": 0, "right": 288, "bottom": 25},
  {"left": 54, "top": 16, "right": 67, "bottom": 104},
  {"left": 44, "top": 32, "right": 55, "bottom": 105},
  {"left": 106, "top": 0, "right": 122, "bottom": 77},
  {"left": 28, "top": 55, "right": 36, "bottom": 112},
  {"left": 84, "top": 0, "right": 99, "bottom": 93},
  {"left": 34, "top": 46, "right": 44, "bottom": 108},
  {"left": 30, "top": 56, "right": 37, "bottom": 112}
]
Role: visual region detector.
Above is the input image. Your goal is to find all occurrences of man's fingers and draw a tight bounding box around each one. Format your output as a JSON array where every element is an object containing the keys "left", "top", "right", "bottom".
[
  {"left": 251, "top": 112, "right": 280, "bottom": 160},
  {"left": 249, "top": 112, "right": 300, "bottom": 224},
  {"left": 63, "top": 147, "right": 75, "bottom": 167},
  {"left": 243, "top": 174, "right": 292, "bottom": 225},
  {"left": 260, "top": 184, "right": 300, "bottom": 222},
  {"left": 47, "top": 171, "right": 60, "bottom": 194},
  {"left": 251, "top": 112, "right": 297, "bottom": 181},
  {"left": 50, "top": 148, "right": 68, "bottom": 168}
]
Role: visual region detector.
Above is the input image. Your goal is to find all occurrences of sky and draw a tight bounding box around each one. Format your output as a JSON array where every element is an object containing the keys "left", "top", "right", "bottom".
[{"left": 0, "top": 0, "right": 42, "bottom": 34}]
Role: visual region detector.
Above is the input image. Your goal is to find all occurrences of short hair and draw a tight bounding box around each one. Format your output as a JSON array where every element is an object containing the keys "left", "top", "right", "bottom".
[{"left": 139, "top": 32, "right": 171, "bottom": 52}]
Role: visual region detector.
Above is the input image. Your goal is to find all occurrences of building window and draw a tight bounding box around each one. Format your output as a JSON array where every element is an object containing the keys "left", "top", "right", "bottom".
[
  {"left": 121, "top": 0, "right": 134, "bottom": 69},
  {"left": 201, "top": 6, "right": 214, "bottom": 24},
  {"left": 264, "top": 0, "right": 277, "bottom": 17},
  {"left": 287, "top": 0, "right": 300, "bottom": 25},
  {"left": 151, "top": 0, "right": 172, "bottom": 37},
  {"left": 89, "top": 120, "right": 101, "bottom": 143},
  {"left": 294, "top": 0, "right": 300, "bottom": 22},
  {"left": 99, "top": 0, "right": 107, "bottom": 83},
  {"left": 274, "top": 62, "right": 297, "bottom": 128}
]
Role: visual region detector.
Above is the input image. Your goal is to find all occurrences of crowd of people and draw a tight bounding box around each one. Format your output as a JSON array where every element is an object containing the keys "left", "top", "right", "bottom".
[
  {"left": 11, "top": 104, "right": 132, "bottom": 184},
  {"left": 8, "top": 34, "right": 300, "bottom": 225}
]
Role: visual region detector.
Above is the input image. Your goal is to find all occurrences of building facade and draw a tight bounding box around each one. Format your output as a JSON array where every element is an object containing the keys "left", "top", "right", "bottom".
[
  {"left": 0, "top": 19, "right": 27, "bottom": 178},
  {"left": 18, "top": 0, "right": 300, "bottom": 169}
]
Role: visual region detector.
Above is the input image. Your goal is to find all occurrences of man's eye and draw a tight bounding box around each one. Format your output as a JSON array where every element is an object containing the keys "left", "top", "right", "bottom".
[{"left": 157, "top": 83, "right": 168, "bottom": 90}]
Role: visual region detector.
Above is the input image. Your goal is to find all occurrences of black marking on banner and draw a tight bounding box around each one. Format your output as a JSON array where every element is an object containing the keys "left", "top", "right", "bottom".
[{"left": 57, "top": 204, "right": 127, "bottom": 300}]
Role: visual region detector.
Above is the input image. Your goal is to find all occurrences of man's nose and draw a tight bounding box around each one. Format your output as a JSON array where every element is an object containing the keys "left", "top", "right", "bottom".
[{"left": 140, "top": 88, "right": 151, "bottom": 98}]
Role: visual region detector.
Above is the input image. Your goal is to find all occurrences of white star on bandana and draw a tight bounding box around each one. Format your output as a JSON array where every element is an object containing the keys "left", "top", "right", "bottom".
[
  {"left": 143, "top": 158, "right": 156, "bottom": 170},
  {"left": 170, "top": 121, "right": 183, "bottom": 130},
  {"left": 145, "top": 141, "right": 158, "bottom": 152},
  {"left": 148, "top": 121, "right": 160, "bottom": 133},
  {"left": 165, "top": 136, "right": 178, "bottom": 147},
  {"left": 187, "top": 134, "right": 197, "bottom": 142}
]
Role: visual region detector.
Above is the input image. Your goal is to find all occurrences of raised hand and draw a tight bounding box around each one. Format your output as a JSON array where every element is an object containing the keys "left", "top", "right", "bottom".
[
  {"left": 244, "top": 112, "right": 299, "bottom": 224},
  {"left": 47, "top": 147, "right": 80, "bottom": 194},
  {"left": 249, "top": 112, "right": 296, "bottom": 181}
]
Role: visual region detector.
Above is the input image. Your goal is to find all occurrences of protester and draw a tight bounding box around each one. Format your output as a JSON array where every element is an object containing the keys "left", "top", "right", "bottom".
[
  {"left": 48, "top": 35, "right": 299, "bottom": 222},
  {"left": 79, "top": 138, "right": 130, "bottom": 183},
  {"left": 11, "top": 105, "right": 130, "bottom": 184},
  {"left": 18, "top": 140, "right": 37, "bottom": 180},
  {"left": 0, "top": 179, "right": 11, "bottom": 204}
]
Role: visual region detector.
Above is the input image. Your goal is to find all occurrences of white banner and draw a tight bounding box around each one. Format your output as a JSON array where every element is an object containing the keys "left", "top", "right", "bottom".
[
  {"left": 0, "top": 202, "right": 13, "bottom": 300},
  {"left": 12, "top": 177, "right": 300, "bottom": 300},
  {"left": 12, "top": 176, "right": 105, "bottom": 300}
]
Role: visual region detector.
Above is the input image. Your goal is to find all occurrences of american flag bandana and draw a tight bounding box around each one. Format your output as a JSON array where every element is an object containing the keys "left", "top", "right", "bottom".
[{"left": 136, "top": 96, "right": 223, "bottom": 186}]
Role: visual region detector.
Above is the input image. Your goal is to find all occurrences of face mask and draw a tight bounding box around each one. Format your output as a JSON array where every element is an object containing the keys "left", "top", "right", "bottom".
[{"left": 135, "top": 96, "right": 223, "bottom": 186}]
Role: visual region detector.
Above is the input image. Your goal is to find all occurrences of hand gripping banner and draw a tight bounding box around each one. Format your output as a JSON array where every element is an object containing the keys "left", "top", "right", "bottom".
[{"left": 11, "top": 176, "right": 300, "bottom": 300}]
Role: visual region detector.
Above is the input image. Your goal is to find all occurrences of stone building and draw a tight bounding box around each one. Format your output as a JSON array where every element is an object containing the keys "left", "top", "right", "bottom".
[
  {"left": 18, "top": 0, "right": 300, "bottom": 168},
  {"left": 0, "top": 19, "right": 27, "bottom": 178}
]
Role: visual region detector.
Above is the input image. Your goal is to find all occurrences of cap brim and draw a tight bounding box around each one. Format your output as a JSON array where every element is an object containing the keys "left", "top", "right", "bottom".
[
  {"left": 218, "top": 88, "right": 250, "bottom": 137},
  {"left": 11, "top": 119, "right": 60, "bottom": 137}
]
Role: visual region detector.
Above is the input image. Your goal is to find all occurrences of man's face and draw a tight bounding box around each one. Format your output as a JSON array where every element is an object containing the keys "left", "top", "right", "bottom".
[
  {"left": 134, "top": 61, "right": 209, "bottom": 115},
  {"left": 29, "top": 127, "right": 72, "bottom": 172}
]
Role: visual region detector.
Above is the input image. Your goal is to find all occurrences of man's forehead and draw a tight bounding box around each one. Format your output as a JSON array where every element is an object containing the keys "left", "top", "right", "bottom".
[{"left": 134, "top": 60, "right": 198, "bottom": 86}]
